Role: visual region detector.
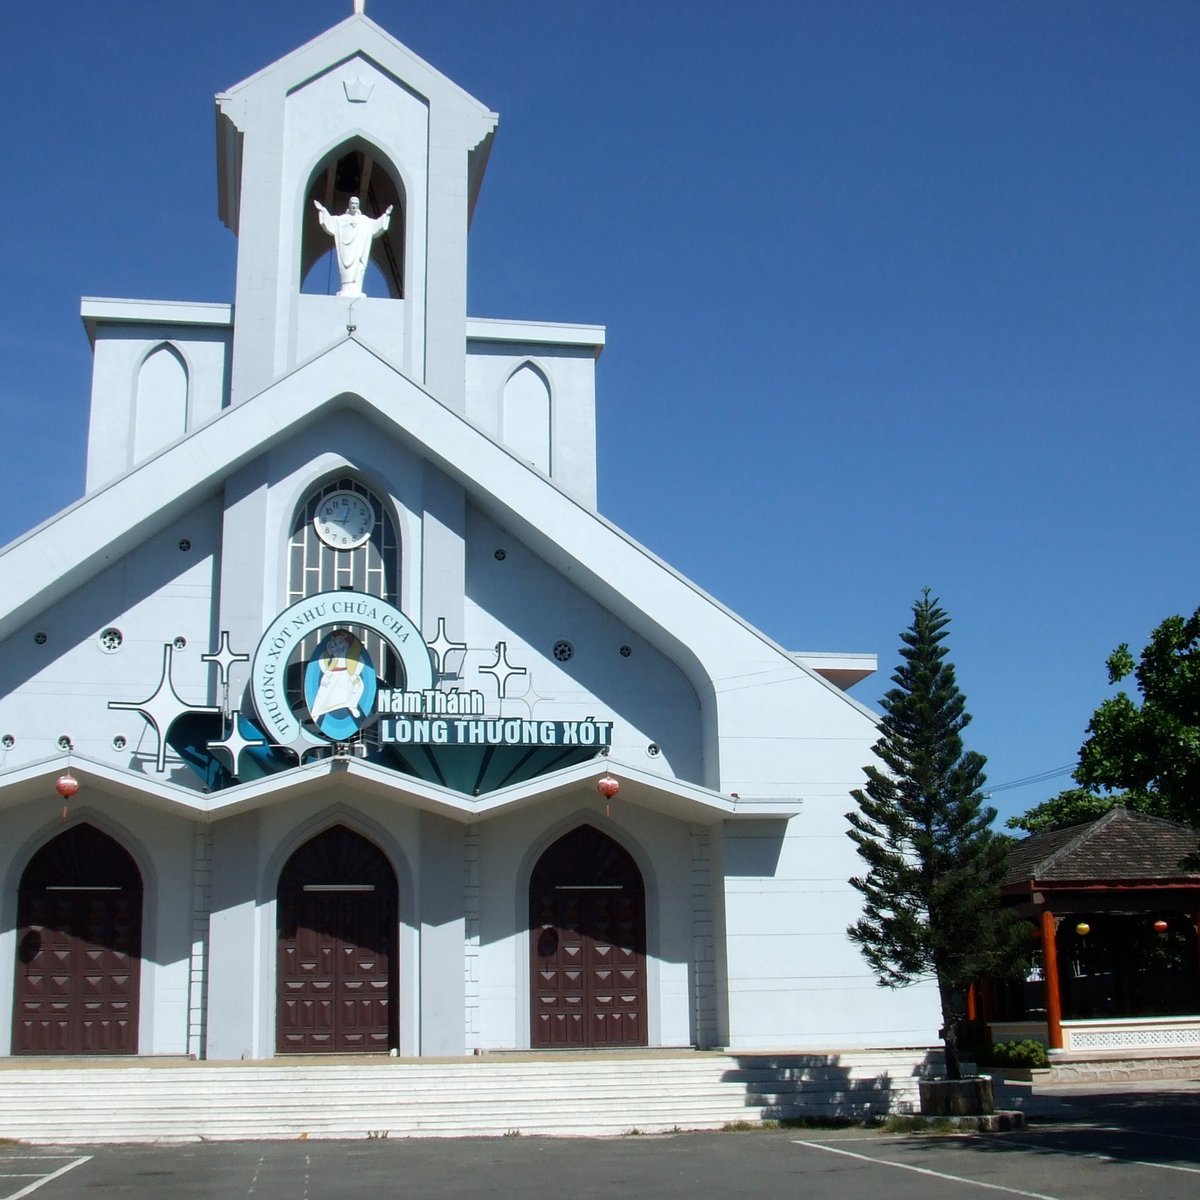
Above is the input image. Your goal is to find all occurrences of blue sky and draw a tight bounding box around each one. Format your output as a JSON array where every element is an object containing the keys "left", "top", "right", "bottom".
[{"left": 2, "top": 1, "right": 1197, "bottom": 826}]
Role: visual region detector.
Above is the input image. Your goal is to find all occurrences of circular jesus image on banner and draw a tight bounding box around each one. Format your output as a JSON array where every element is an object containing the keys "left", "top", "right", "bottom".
[{"left": 303, "top": 629, "right": 378, "bottom": 741}]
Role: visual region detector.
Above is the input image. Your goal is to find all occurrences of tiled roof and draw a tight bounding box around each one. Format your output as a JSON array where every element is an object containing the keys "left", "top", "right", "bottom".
[{"left": 1004, "top": 806, "right": 1200, "bottom": 886}]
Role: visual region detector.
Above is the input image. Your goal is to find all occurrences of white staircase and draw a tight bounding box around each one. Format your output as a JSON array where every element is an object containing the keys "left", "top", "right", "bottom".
[{"left": 0, "top": 1050, "right": 938, "bottom": 1143}]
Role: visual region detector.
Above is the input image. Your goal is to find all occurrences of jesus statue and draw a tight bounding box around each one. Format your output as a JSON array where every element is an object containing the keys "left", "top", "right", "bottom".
[{"left": 314, "top": 196, "right": 394, "bottom": 298}]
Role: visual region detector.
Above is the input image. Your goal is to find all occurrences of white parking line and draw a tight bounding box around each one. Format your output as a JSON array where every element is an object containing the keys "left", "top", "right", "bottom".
[
  {"left": 1114, "top": 1160, "right": 1200, "bottom": 1176},
  {"left": 1002, "top": 1136, "right": 1200, "bottom": 1176},
  {"left": 0, "top": 1156, "right": 91, "bottom": 1200},
  {"left": 793, "top": 1140, "right": 1063, "bottom": 1200}
]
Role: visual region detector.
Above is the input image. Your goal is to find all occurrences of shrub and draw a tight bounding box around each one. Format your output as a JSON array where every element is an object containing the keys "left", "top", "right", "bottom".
[{"left": 978, "top": 1039, "right": 1049, "bottom": 1069}]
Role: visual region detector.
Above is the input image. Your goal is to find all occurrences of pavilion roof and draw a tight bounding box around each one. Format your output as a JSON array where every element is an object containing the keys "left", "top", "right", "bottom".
[{"left": 1004, "top": 805, "right": 1200, "bottom": 887}]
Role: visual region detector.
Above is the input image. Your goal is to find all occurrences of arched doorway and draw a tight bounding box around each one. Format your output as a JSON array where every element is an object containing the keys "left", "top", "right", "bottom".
[
  {"left": 13, "top": 824, "right": 142, "bottom": 1055},
  {"left": 529, "top": 825, "right": 647, "bottom": 1048},
  {"left": 276, "top": 825, "right": 398, "bottom": 1053}
]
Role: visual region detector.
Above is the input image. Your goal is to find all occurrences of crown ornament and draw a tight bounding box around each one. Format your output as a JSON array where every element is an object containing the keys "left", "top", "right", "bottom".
[{"left": 344, "top": 75, "right": 375, "bottom": 104}]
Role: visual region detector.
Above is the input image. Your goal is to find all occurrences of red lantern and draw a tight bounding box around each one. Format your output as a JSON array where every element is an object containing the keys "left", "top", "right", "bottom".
[
  {"left": 597, "top": 774, "right": 620, "bottom": 800},
  {"left": 55, "top": 773, "right": 79, "bottom": 800},
  {"left": 1153, "top": 919, "right": 1169, "bottom": 934}
]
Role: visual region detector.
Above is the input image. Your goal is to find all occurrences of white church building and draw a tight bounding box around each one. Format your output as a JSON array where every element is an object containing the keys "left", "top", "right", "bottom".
[{"left": 0, "top": 10, "right": 937, "bottom": 1061}]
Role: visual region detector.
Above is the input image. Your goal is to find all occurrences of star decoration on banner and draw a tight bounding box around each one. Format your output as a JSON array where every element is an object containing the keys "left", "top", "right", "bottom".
[
  {"left": 201, "top": 630, "right": 250, "bottom": 692},
  {"left": 426, "top": 617, "right": 468, "bottom": 677},
  {"left": 207, "top": 712, "right": 267, "bottom": 780},
  {"left": 274, "top": 728, "right": 327, "bottom": 766},
  {"left": 515, "top": 678, "right": 552, "bottom": 720},
  {"left": 479, "top": 641, "right": 529, "bottom": 700},
  {"left": 109, "top": 644, "right": 219, "bottom": 772}
]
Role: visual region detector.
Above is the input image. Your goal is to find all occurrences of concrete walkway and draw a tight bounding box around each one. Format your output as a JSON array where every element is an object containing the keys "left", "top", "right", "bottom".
[{"left": 995, "top": 1071, "right": 1200, "bottom": 1121}]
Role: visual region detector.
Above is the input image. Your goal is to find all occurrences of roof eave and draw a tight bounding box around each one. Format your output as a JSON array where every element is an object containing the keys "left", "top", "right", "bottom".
[{"left": 0, "top": 754, "right": 792, "bottom": 825}]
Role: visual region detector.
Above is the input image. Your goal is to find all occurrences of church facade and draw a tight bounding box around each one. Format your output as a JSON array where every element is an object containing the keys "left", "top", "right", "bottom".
[{"left": 0, "top": 11, "right": 937, "bottom": 1060}]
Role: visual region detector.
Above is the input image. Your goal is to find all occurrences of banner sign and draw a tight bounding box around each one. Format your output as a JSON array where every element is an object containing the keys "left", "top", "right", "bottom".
[
  {"left": 377, "top": 688, "right": 486, "bottom": 716},
  {"left": 251, "top": 592, "right": 433, "bottom": 746},
  {"left": 380, "top": 717, "right": 613, "bottom": 747},
  {"left": 248, "top": 591, "right": 612, "bottom": 752}
]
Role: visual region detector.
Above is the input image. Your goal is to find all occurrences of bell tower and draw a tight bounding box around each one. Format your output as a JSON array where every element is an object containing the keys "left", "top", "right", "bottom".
[{"left": 214, "top": 11, "right": 497, "bottom": 410}]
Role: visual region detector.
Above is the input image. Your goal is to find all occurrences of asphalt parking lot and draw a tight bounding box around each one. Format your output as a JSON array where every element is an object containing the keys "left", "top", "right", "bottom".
[{"left": 6, "top": 1080, "right": 1200, "bottom": 1200}]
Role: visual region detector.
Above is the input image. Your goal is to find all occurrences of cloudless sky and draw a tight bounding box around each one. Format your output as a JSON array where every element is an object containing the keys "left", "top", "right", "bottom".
[{"left": 2, "top": 1, "right": 1197, "bottom": 826}]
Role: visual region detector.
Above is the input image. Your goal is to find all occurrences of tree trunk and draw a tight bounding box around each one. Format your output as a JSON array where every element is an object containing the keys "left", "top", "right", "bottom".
[{"left": 939, "top": 982, "right": 963, "bottom": 1080}]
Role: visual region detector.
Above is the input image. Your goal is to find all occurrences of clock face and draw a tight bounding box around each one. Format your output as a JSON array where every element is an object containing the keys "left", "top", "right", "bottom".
[{"left": 314, "top": 491, "right": 374, "bottom": 550}]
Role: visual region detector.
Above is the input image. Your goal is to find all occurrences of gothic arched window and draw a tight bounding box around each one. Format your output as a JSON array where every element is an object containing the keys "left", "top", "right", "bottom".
[
  {"left": 287, "top": 477, "right": 399, "bottom": 605},
  {"left": 285, "top": 478, "right": 403, "bottom": 715}
]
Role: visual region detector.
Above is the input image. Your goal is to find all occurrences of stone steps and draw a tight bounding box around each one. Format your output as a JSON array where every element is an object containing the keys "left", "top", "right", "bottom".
[{"left": 0, "top": 1050, "right": 935, "bottom": 1142}]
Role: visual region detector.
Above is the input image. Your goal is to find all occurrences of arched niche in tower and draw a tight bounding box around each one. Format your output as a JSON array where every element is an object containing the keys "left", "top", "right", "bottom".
[
  {"left": 132, "top": 342, "right": 189, "bottom": 466},
  {"left": 502, "top": 361, "right": 552, "bottom": 473},
  {"left": 300, "top": 141, "right": 406, "bottom": 299}
]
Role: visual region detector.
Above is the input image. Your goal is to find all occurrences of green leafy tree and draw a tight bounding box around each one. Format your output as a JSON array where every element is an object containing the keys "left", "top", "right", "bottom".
[
  {"left": 847, "top": 591, "right": 1021, "bottom": 1079},
  {"left": 1006, "top": 787, "right": 1134, "bottom": 834},
  {"left": 1009, "top": 606, "right": 1200, "bottom": 833},
  {"left": 1076, "top": 607, "right": 1200, "bottom": 824}
]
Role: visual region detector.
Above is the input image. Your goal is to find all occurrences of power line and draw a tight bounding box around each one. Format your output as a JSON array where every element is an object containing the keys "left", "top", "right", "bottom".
[{"left": 985, "top": 764, "right": 1076, "bottom": 795}]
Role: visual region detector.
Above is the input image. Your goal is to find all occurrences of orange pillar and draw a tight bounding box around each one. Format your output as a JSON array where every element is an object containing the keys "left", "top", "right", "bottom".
[
  {"left": 981, "top": 976, "right": 997, "bottom": 1033},
  {"left": 1041, "top": 909, "right": 1063, "bottom": 1051}
]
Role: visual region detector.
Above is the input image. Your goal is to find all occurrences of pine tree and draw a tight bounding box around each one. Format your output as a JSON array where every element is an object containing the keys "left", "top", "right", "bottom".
[{"left": 846, "top": 590, "right": 1020, "bottom": 1079}]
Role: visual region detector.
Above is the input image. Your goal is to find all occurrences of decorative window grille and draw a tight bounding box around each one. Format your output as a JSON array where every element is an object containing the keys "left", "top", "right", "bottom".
[
  {"left": 286, "top": 478, "right": 403, "bottom": 742},
  {"left": 287, "top": 477, "right": 399, "bottom": 605}
]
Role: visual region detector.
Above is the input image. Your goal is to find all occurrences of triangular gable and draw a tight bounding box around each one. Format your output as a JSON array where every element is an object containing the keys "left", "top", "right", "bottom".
[
  {"left": 1, "top": 336, "right": 873, "bottom": 786},
  {"left": 219, "top": 14, "right": 493, "bottom": 117},
  {"left": 216, "top": 13, "right": 497, "bottom": 233}
]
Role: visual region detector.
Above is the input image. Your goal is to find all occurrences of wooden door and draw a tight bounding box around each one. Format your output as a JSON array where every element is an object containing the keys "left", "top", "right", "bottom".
[
  {"left": 14, "top": 824, "right": 142, "bottom": 1055},
  {"left": 530, "top": 825, "right": 647, "bottom": 1047},
  {"left": 277, "top": 826, "right": 397, "bottom": 1054}
]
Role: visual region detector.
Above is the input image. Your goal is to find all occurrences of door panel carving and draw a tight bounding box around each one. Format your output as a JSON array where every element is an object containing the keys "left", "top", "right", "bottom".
[
  {"left": 277, "top": 826, "right": 397, "bottom": 1054},
  {"left": 530, "top": 825, "right": 646, "bottom": 1048},
  {"left": 14, "top": 825, "right": 142, "bottom": 1056}
]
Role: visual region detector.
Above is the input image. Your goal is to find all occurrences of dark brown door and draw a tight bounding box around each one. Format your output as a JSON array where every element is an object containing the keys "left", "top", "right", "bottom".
[
  {"left": 530, "top": 824, "right": 647, "bottom": 1047},
  {"left": 277, "top": 825, "right": 397, "bottom": 1054},
  {"left": 13, "top": 824, "right": 142, "bottom": 1055}
]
